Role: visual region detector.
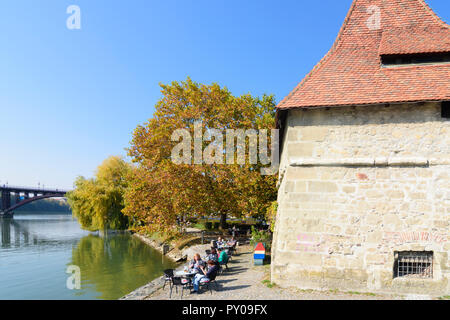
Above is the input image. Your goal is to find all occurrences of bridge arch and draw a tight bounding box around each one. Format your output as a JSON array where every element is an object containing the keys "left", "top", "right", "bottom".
[{"left": 1, "top": 194, "right": 67, "bottom": 217}]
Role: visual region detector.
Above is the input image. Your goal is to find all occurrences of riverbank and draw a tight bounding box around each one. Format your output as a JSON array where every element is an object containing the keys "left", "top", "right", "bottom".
[
  {"left": 1, "top": 214, "right": 170, "bottom": 300},
  {"left": 121, "top": 240, "right": 439, "bottom": 300},
  {"left": 132, "top": 233, "right": 188, "bottom": 262},
  {"left": 144, "top": 245, "right": 404, "bottom": 300},
  {"left": 120, "top": 233, "right": 213, "bottom": 300}
]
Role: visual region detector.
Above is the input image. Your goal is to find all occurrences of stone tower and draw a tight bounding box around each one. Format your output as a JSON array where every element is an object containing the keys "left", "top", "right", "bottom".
[{"left": 272, "top": 0, "right": 450, "bottom": 296}]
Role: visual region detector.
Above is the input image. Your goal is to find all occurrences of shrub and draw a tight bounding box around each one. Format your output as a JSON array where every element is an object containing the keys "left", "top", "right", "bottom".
[{"left": 250, "top": 226, "right": 272, "bottom": 251}]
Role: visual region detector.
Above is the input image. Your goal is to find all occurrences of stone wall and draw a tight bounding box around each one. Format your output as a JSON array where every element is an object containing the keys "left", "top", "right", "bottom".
[{"left": 272, "top": 102, "right": 450, "bottom": 296}]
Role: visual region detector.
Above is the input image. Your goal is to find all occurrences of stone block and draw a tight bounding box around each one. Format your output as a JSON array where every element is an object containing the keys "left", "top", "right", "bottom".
[
  {"left": 287, "top": 167, "right": 318, "bottom": 180},
  {"left": 308, "top": 181, "right": 338, "bottom": 193},
  {"left": 288, "top": 143, "right": 314, "bottom": 157},
  {"left": 299, "top": 127, "right": 329, "bottom": 142}
]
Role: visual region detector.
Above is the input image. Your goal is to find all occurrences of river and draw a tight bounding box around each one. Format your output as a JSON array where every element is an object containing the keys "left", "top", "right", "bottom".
[{"left": 0, "top": 212, "right": 177, "bottom": 300}]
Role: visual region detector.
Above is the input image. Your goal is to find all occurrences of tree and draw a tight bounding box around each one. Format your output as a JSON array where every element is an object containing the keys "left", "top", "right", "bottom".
[
  {"left": 66, "top": 156, "right": 131, "bottom": 231},
  {"left": 124, "top": 78, "right": 277, "bottom": 237}
]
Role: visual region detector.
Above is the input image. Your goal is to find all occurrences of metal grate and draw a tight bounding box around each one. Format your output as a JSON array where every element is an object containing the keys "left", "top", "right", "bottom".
[{"left": 395, "top": 251, "right": 433, "bottom": 279}]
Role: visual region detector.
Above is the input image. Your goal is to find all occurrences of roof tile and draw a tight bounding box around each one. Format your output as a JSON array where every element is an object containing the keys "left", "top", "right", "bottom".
[{"left": 277, "top": 0, "right": 450, "bottom": 110}]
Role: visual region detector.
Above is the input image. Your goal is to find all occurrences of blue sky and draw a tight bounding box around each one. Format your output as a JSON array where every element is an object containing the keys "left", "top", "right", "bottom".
[{"left": 0, "top": 0, "right": 448, "bottom": 189}]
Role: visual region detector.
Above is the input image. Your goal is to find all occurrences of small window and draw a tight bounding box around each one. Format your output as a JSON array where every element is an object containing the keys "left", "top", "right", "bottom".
[
  {"left": 381, "top": 52, "right": 450, "bottom": 66},
  {"left": 442, "top": 101, "right": 450, "bottom": 119},
  {"left": 394, "top": 251, "right": 433, "bottom": 279}
]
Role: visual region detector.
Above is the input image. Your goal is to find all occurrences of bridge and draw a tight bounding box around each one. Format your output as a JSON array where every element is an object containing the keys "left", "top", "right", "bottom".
[{"left": 0, "top": 185, "right": 69, "bottom": 217}]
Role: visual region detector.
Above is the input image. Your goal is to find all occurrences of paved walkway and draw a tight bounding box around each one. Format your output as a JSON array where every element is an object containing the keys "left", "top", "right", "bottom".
[{"left": 146, "top": 245, "right": 399, "bottom": 300}]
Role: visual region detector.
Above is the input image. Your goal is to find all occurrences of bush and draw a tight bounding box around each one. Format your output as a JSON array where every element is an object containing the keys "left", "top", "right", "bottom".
[
  {"left": 205, "top": 222, "right": 213, "bottom": 230},
  {"left": 250, "top": 226, "right": 272, "bottom": 251}
]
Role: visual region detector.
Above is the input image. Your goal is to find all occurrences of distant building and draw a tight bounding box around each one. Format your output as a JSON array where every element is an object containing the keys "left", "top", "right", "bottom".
[{"left": 272, "top": 0, "right": 449, "bottom": 296}]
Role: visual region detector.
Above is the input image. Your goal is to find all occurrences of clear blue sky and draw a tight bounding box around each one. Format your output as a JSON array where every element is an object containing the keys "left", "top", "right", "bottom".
[{"left": 0, "top": 0, "right": 448, "bottom": 189}]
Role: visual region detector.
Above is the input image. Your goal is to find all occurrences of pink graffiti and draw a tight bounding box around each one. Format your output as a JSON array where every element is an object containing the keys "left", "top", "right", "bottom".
[
  {"left": 296, "top": 233, "right": 324, "bottom": 253},
  {"left": 384, "top": 231, "right": 447, "bottom": 244}
]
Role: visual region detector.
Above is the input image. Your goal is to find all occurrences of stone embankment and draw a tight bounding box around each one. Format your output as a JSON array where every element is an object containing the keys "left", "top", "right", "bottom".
[{"left": 133, "top": 233, "right": 188, "bottom": 262}]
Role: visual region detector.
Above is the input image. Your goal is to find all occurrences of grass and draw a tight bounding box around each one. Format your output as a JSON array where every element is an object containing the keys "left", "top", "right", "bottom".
[
  {"left": 261, "top": 279, "right": 276, "bottom": 288},
  {"left": 329, "top": 289, "right": 339, "bottom": 294},
  {"left": 346, "top": 291, "right": 377, "bottom": 297},
  {"left": 173, "top": 235, "right": 202, "bottom": 250},
  {"left": 438, "top": 296, "right": 450, "bottom": 300},
  {"left": 260, "top": 265, "right": 277, "bottom": 288},
  {"left": 144, "top": 231, "right": 201, "bottom": 250},
  {"left": 328, "top": 288, "right": 377, "bottom": 297},
  {"left": 192, "top": 223, "right": 207, "bottom": 231}
]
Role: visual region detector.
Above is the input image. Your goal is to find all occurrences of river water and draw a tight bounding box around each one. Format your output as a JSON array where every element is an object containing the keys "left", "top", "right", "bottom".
[{"left": 0, "top": 213, "right": 176, "bottom": 300}]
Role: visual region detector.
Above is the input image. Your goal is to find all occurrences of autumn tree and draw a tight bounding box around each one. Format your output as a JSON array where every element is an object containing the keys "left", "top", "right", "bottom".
[
  {"left": 67, "top": 156, "right": 132, "bottom": 231},
  {"left": 124, "top": 78, "right": 277, "bottom": 237}
]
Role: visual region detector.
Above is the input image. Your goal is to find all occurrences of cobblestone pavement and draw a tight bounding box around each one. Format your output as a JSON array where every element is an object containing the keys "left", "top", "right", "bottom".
[{"left": 145, "top": 245, "right": 401, "bottom": 300}]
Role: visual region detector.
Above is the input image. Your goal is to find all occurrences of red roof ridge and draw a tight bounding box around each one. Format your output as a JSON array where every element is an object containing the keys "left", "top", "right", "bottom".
[
  {"left": 277, "top": 0, "right": 358, "bottom": 109},
  {"left": 277, "top": 0, "right": 450, "bottom": 110},
  {"left": 418, "top": 0, "right": 450, "bottom": 29}
]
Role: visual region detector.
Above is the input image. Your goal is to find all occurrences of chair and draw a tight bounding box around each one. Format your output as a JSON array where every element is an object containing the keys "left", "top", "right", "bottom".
[
  {"left": 199, "top": 272, "right": 218, "bottom": 295},
  {"left": 162, "top": 269, "right": 174, "bottom": 290},
  {"left": 219, "top": 256, "right": 229, "bottom": 273},
  {"left": 170, "top": 277, "right": 191, "bottom": 299},
  {"left": 225, "top": 247, "right": 234, "bottom": 260}
]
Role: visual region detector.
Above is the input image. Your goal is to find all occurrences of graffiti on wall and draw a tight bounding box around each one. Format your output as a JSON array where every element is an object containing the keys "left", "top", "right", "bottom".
[
  {"left": 296, "top": 233, "right": 325, "bottom": 253},
  {"left": 384, "top": 231, "right": 447, "bottom": 245}
]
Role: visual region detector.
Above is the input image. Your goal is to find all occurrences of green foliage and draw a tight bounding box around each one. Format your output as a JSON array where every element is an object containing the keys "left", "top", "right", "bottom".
[
  {"left": 261, "top": 280, "right": 275, "bottom": 288},
  {"left": 70, "top": 234, "right": 176, "bottom": 300},
  {"left": 250, "top": 226, "right": 272, "bottom": 251},
  {"left": 124, "top": 78, "right": 278, "bottom": 237},
  {"left": 266, "top": 201, "right": 278, "bottom": 232},
  {"left": 346, "top": 291, "right": 377, "bottom": 297},
  {"left": 192, "top": 223, "right": 207, "bottom": 231},
  {"left": 16, "top": 198, "right": 71, "bottom": 213},
  {"left": 66, "top": 156, "right": 132, "bottom": 231}
]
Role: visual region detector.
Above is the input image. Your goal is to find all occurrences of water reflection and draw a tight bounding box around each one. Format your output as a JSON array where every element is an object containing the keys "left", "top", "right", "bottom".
[
  {"left": 0, "top": 214, "right": 176, "bottom": 300},
  {"left": 1, "top": 217, "right": 35, "bottom": 248},
  {"left": 70, "top": 234, "right": 176, "bottom": 300},
  {"left": 1, "top": 216, "right": 81, "bottom": 249}
]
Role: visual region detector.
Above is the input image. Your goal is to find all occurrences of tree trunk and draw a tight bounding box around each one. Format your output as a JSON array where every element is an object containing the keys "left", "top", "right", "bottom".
[{"left": 219, "top": 213, "right": 227, "bottom": 230}]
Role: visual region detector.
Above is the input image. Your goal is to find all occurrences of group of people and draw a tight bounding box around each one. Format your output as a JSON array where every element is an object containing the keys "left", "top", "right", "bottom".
[
  {"left": 186, "top": 236, "right": 237, "bottom": 294},
  {"left": 215, "top": 236, "right": 237, "bottom": 249}
]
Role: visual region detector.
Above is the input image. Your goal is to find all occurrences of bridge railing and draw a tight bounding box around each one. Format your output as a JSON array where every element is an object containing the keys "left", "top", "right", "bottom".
[{"left": 0, "top": 185, "right": 71, "bottom": 193}]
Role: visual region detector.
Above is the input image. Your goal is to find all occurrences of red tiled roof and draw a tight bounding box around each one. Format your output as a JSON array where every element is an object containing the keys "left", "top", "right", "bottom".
[
  {"left": 380, "top": 26, "right": 450, "bottom": 55},
  {"left": 277, "top": 0, "right": 450, "bottom": 110}
]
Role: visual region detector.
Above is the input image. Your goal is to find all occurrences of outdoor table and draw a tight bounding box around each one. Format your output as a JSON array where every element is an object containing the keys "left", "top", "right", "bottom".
[{"left": 174, "top": 270, "right": 197, "bottom": 278}]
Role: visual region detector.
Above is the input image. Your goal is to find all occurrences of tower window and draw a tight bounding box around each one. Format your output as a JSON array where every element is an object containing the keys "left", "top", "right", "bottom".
[
  {"left": 394, "top": 251, "right": 433, "bottom": 279},
  {"left": 381, "top": 52, "right": 450, "bottom": 66},
  {"left": 442, "top": 101, "right": 450, "bottom": 118}
]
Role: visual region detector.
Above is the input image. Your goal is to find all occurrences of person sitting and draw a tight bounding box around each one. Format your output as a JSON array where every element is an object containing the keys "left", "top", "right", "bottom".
[
  {"left": 206, "top": 248, "right": 218, "bottom": 262},
  {"left": 218, "top": 248, "right": 228, "bottom": 264},
  {"left": 216, "top": 237, "right": 226, "bottom": 248},
  {"left": 189, "top": 253, "right": 205, "bottom": 273},
  {"left": 191, "top": 260, "right": 219, "bottom": 294},
  {"left": 227, "top": 236, "right": 237, "bottom": 247}
]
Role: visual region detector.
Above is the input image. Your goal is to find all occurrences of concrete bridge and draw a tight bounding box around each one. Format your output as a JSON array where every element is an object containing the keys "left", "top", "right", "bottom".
[{"left": 0, "top": 185, "right": 69, "bottom": 217}]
